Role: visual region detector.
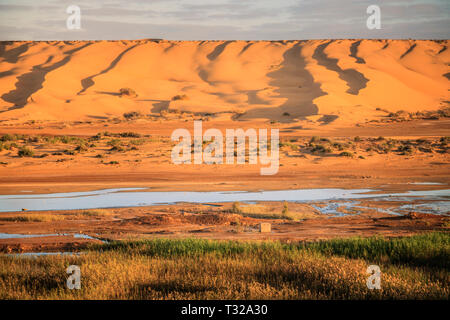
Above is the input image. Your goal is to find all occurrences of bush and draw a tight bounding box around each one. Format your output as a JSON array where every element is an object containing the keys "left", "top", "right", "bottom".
[
  {"left": 171, "top": 94, "right": 188, "bottom": 101},
  {"left": 75, "top": 144, "right": 88, "bottom": 152},
  {"left": 339, "top": 151, "right": 354, "bottom": 157},
  {"left": 311, "top": 144, "right": 332, "bottom": 154},
  {"left": 397, "top": 145, "right": 414, "bottom": 155},
  {"left": 281, "top": 201, "right": 289, "bottom": 218},
  {"left": 0, "top": 134, "right": 16, "bottom": 142},
  {"left": 119, "top": 88, "right": 137, "bottom": 97},
  {"left": 117, "top": 132, "right": 141, "bottom": 138},
  {"left": 123, "top": 111, "right": 141, "bottom": 120},
  {"left": 17, "top": 146, "right": 34, "bottom": 157},
  {"left": 231, "top": 202, "right": 242, "bottom": 214}
]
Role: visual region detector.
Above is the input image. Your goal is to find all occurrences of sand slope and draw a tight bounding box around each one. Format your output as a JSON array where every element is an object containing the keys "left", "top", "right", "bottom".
[{"left": 0, "top": 39, "right": 448, "bottom": 124}]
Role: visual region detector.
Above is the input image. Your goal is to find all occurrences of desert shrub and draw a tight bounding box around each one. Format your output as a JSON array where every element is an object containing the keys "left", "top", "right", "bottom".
[
  {"left": 26, "top": 136, "right": 41, "bottom": 143},
  {"left": 0, "top": 134, "right": 18, "bottom": 142},
  {"left": 332, "top": 142, "right": 346, "bottom": 151},
  {"left": 119, "top": 87, "right": 137, "bottom": 97},
  {"left": 17, "top": 146, "right": 34, "bottom": 157},
  {"left": 123, "top": 111, "right": 141, "bottom": 120},
  {"left": 440, "top": 137, "right": 450, "bottom": 145},
  {"left": 339, "top": 151, "right": 354, "bottom": 157},
  {"left": 397, "top": 145, "right": 414, "bottom": 155},
  {"left": 437, "top": 107, "right": 450, "bottom": 118},
  {"left": 129, "top": 139, "right": 146, "bottom": 146},
  {"left": 117, "top": 132, "right": 141, "bottom": 138},
  {"left": 110, "top": 146, "right": 125, "bottom": 152},
  {"left": 281, "top": 201, "right": 289, "bottom": 218},
  {"left": 107, "top": 139, "right": 121, "bottom": 147},
  {"left": 0, "top": 142, "right": 15, "bottom": 151},
  {"left": 75, "top": 144, "right": 88, "bottom": 152},
  {"left": 171, "top": 94, "right": 188, "bottom": 101},
  {"left": 311, "top": 144, "right": 332, "bottom": 154}
]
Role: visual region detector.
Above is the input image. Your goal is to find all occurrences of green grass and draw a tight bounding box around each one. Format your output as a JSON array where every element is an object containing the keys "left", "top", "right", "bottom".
[
  {"left": 0, "top": 233, "right": 448, "bottom": 299},
  {"left": 298, "top": 232, "right": 449, "bottom": 270}
]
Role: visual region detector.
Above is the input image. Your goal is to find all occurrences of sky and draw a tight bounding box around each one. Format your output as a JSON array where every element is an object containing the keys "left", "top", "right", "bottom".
[{"left": 0, "top": 0, "right": 449, "bottom": 40}]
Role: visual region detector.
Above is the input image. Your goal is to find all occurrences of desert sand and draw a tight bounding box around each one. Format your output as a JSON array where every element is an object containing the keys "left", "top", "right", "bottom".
[{"left": 0, "top": 39, "right": 449, "bottom": 250}]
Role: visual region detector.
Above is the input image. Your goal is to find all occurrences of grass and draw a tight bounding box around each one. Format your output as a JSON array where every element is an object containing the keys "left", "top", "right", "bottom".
[
  {"left": 78, "top": 209, "right": 113, "bottom": 217},
  {"left": 0, "top": 214, "right": 65, "bottom": 222},
  {"left": 0, "top": 233, "right": 448, "bottom": 299},
  {"left": 231, "top": 202, "right": 314, "bottom": 221},
  {"left": 0, "top": 210, "right": 113, "bottom": 222}
]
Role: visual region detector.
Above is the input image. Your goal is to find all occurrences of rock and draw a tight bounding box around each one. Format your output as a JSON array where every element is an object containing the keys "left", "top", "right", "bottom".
[
  {"left": 407, "top": 212, "right": 419, "bottom": 219},
  {"left": 259, "top": 223, "right": 271, "bottom": 233}
]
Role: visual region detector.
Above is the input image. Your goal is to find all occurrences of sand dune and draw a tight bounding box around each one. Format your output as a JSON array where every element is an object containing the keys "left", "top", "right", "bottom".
[{"left": 0, "top": 39, "right": 448, "bottom": 124}]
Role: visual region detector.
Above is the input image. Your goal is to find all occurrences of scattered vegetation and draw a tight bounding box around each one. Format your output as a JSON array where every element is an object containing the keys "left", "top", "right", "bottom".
[
  {"left": 374, "top": 107, "right": 450, "bottom": 123},
  {"left": 123, "top": 111, "right": 142, "bottom": 120}
]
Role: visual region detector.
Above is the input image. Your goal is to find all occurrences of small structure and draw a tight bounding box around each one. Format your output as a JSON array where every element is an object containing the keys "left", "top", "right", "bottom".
[{"left": 259, "top": 222, "right": 271, "bottom": 233}]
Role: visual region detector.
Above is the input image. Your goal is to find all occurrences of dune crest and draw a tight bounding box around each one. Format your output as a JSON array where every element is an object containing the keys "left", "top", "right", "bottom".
[{"left": 0, "top": 39, "right": 448, "bottom": 124}]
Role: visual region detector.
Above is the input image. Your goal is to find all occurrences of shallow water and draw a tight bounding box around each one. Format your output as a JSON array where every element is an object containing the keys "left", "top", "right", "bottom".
[
  {"left": 5, "top": 252, "right": 82, "bottom": 258},
  {"left": 0, "top": 232, "right": 104, "bottom": 241},
  {"left": 0, "top": 187, "right": 448, "bottom": 213}
]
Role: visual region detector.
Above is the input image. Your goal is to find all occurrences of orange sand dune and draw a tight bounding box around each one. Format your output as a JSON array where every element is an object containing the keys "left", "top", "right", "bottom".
[{"left": 0, "top": 39, "right": 449, "bottom": 124}]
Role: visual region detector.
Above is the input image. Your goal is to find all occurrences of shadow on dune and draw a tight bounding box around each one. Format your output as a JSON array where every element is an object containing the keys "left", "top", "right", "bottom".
[
  {"left": 150, "top": 100, "right": 170, "bottom": 113},
  {"left": 313, "top": 41, "right": 369, "bottom": 95},
  {"left": 1, "top": 43, "right": 29, "bottom": 63},
  {"left": 1, "top": 43, "right": 92, "bottom": 109},
  {"left": 207, "top": 41, "right": 233, "bottom": 61},
  {"left": 400, "top": 43, "right": 417, "bottom": 59},
  {"left": 241, "top": 41, "right": 326, "bottom": 122},
  {"left": 95, "top": 91, "right": 121, "bottom": 96},
  {"left": 77, "top": 43, "right": 141, "bottom": 95},
  {"left": 349, "top": 40, "right": 365, "bottom": 64}
]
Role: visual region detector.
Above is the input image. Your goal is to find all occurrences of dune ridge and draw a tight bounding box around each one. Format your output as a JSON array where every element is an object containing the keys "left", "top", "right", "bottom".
[{"left": 0, "top": 39, "right": 448, "bottom": 125}]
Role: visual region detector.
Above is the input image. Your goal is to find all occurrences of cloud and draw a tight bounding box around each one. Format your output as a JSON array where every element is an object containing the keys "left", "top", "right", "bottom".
[{"left": 0, "top": 0, "right": 448, "bottom": 40}]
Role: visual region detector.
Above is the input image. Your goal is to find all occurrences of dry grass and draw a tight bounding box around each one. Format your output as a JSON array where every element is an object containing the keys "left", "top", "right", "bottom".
[
  {"left": 0, "top": 214, "right": 65, "bottom": 222},
  {"left": 77, "top": 209, "right": 113, "bottom": 217},
  {"left": 0, "top": 210, "right": 113, "bottom": 222},
  {"left": 1, "top": 233, "right": 447, "bottom": 300},
  {"left": 232, "top": 202, "right": 316, "bottom": 220}
]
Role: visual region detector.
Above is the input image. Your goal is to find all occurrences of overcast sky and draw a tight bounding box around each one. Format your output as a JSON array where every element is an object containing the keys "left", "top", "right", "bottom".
[{"left": 0, "top": 0, "right": 448, "bottom": 40}]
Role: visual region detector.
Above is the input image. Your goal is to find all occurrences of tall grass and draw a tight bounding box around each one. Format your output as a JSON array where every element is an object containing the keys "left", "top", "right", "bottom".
[
  {"left": 0, "top": 233, "right": 448, "bottom": 299},
  {"left": 298, "top": 232, "right": 449, "bottom": 270}
]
